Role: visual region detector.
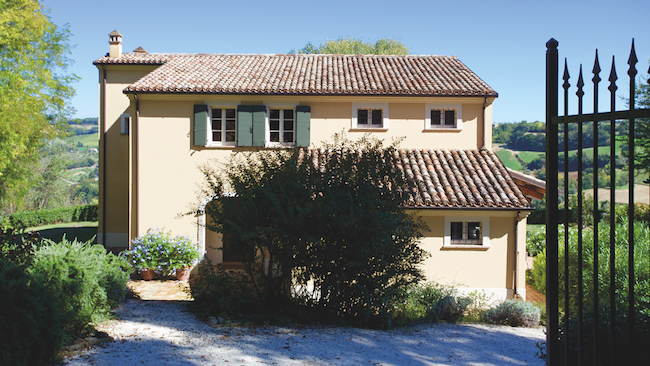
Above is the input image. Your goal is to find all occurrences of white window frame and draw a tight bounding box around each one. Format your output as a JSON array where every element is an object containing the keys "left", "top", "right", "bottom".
[
  {"left": 120, "top": 113, "right": 130, "bottom": 134},
  {"left": 351, "top": 102, "right": 389, "bottom": 130},
  {"left": 208, "top": 107, "right": 237, "bottom": 147},
  {"left": 266, "top": 107, "right": 296, "bottom": 147},
  {"left": 425, "top": 103, "right": 462, "bottom": 130},
  {"left": 443, "top": 216, "right": 489, "bottom": 248}
]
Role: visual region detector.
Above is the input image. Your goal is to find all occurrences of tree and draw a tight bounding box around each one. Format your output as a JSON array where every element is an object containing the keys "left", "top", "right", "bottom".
[
  {"left": 619, "top": 82, "right": 650, "bottom": 175},
  {"left": 200, "top": 134, "right": 427, "bottom": 327},
  {"left": 292, "top": 37, "right": 410, "bottom": 55},
  {"left": 0, "top": 0, "right": 76, "bottom": 213}
]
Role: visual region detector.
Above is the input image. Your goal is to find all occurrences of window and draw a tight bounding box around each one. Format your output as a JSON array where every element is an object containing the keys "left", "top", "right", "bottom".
[
  {"left": 120, "top": 113, "right": 130, "bottom": 134},
  {"left": 425, "top": 103, "right": 462, "bottom": 130},
  {"left": 351, "top": 103, "right": 389, "bottom": 129},
  {"left": 444, "top": 217, "right": 489, "bottom": 248},
  {"left": 268, "top": 108, "right": 294, "bottom": 145},
  {"left": 450, "top": 221, "right": 482, "bottom": 245},
  {"left": 357, "top": 108, "right": 383, "bottom": 127},
  {"left": 431, "top": 109, "right": 457, "bottom": 128},
  {"left": 210, "top": 108, "right": 236, "bottom": 145},
  {"left": 195, "top": 104, "right": 310, "bottom": 147}
]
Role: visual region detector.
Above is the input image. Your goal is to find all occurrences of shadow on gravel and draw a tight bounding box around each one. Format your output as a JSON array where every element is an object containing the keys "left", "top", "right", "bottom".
[{"left": 64, "top": 300, "right": 545, "bottom": 366}]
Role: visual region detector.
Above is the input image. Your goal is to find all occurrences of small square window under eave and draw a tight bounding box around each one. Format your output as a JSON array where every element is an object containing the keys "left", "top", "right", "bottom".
[
  {"left": 443, "top": 216, "right": 490, "bottom": 249},
  {"left": 424, "top": 103, "right": 462, "bottom": 131},
  {"left": 351, "top": 103, "right": 389, "bottom": 130}
]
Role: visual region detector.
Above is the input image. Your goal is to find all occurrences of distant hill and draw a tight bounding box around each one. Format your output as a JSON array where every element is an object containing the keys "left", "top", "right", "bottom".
[{"left": 67, "top": 118, "right": 98, "bottom": 136}]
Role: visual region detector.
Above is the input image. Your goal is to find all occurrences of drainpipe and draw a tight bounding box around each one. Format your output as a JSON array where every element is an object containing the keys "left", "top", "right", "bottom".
[
  {"left": 134, "top": 94, "right": 140, "bottom": 240},
  {"left": 100, "top": 65, "right": 107, "bottom": 247},
  {"left": 514, "top": 210, "right": 521, "bottom": 298},
  {"left": 481, "top": 97, "right": 488, "bottom": 150}
]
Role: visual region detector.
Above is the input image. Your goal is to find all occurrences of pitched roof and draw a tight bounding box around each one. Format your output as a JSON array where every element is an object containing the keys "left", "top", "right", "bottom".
[
  {"left": 94, "top": 53, "right": 497, "bottom": 97},
  {"left": 395, "top": 149, "right": 530, "bottom": 209},
  {"left": 303, "top": 148, "right": 530, "bottom": 209}
]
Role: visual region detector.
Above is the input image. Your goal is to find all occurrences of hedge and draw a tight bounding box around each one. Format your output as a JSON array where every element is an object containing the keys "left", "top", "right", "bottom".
[{"left": 9, "top": 204, "right": 98, "bottom": 228}]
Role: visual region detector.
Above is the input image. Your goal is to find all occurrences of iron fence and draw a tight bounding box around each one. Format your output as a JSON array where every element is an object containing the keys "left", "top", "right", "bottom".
[{"left": 545, "top": 38, "right": 650, "bottom": 365}]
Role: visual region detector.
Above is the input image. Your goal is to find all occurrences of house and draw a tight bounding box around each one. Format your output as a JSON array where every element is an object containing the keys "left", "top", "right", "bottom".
[{"left": 94, "top": 31, "right": 532, "bottom": 300}]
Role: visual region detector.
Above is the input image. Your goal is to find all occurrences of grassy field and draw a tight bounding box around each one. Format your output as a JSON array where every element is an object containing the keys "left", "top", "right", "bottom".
[
  {"left": 68, "top": 133, "right": 99, "bottom": 149},
  {"left": 495, "top": 149, "right": 522, "bottom": 170},
  {"left": 517, "top": 150, "right": 544, "bottom": 164},
  {"left": 29, "top": 221, "right": 98, "bottom": 244}
]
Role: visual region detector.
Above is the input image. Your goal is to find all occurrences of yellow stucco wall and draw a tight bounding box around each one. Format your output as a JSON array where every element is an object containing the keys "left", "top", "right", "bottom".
[
  {"left": 98, "top": 65, "right": 158, "bottom": 247},
  {"left": 416, "top": 210, "right": 528, "bottom": 300}
]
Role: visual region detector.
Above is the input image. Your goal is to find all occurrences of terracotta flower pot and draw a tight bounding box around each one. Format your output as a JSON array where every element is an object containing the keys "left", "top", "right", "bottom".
[
  {"left": 141, "top": 268, "right": 156, "bottom": 280},
  {"left": 176, "top": 268, "right": 191, "bottom": 281}
]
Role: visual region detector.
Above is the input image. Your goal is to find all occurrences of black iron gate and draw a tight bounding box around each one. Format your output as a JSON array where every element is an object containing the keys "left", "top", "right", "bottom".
[{"left": 545, "top": 39, "right": 650, "bottom": 365}]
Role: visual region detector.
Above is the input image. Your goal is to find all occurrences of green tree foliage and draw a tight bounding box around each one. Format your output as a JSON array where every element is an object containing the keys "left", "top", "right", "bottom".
[
  {"left": 200, "top": 134, "right": 427, "bottom": 327},
  {"left": 0, "top": 0, "right": 76, "bottom": 212},
  {"left": 619, "top": 83, "right": 650, "bottom": 175},
  {"left": 293, "top": 37, "right": 410, "bottom": 55}
]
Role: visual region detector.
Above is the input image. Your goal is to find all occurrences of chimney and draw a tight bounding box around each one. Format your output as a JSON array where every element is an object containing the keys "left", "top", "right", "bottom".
[{"left": 109, "top": 30, "right": 122, "bottom": 58}]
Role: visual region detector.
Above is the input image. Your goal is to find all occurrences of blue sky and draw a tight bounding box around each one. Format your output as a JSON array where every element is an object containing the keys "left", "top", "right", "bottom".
[{"left": 43, "top": 0, "right": 649, "bottom": 123}]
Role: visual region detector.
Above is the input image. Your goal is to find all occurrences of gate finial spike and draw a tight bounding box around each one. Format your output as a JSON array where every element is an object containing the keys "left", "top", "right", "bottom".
[
  {"left": 608, "top": 56, "right": 618, "bottom": 93},
  {"left": 546, "top": 38, "right": 559, "bottom": 49},
  {"left": 563, "top": 58, "right": 571, "bottom": 90},
  {"left": 577, "top": 65, "right": 585, "bottom": 98},
  {"left": 627, "top": 39, "right": 638, "bottom": 79},
  {"left": 592, "top": 50, "right": 601, "bottom": 84}
]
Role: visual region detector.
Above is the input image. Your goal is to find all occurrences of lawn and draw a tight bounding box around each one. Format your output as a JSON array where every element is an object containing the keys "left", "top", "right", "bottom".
[
  {"left": 29, "top": 221, "right": 98, "bottom": 244},
  {"left": 69, "top": 133, "right": 99, "bottom": 149},
  {"left": 517, "top": 150, "right": 544, "bottom": 164},
  {"left": 495, "top": 149, "right": 522, "bottom": 170}
]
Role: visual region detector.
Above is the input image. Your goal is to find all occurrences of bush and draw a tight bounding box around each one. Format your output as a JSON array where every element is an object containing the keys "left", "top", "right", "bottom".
[
  {"left": 0, "top": 221, "right": 41, "bottom": 268},
  {"left": 528, "top": 250, "right": 546, "bottom": 295},
  {"left": 9, "top": 204, "right": 98, "bottom": 227},
  {"left": 483, "top": 299, "right": 541, "bottom": 327},
  {"left": 0, "top": 258, "right": 64, "bottom": 366},
  {"left": 431, "top": 295, "right": 472, "bottom": 322},
  {"left": 189, "top": 262, "right": 259, "bottom": 319},
  {"left": 29, "top": 237, "right": 130, "bottom": 337},
  {"left": 526, "top": 229, "right": 546, "bottom": 256},
  {"left": 201, "top": 134, "right": 428, "bottom": 328}
]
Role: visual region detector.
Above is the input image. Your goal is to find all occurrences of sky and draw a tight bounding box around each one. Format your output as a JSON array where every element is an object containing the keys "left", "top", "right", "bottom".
[{"left": 42, "top": 0, "right": 649, "bottom": 123}]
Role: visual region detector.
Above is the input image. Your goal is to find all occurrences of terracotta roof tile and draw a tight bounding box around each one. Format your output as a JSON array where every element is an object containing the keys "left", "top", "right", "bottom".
[
  {"left": 94, "top": 53, "right": 497, "bottom": 97},
  {"left": 301, "top": 148, "right": 529, "bottom": 209}
]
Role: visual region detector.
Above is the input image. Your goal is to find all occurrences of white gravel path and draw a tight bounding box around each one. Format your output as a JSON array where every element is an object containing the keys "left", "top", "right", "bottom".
[{"left": 63, "top": 299, "right": 546, "bottom": 366}]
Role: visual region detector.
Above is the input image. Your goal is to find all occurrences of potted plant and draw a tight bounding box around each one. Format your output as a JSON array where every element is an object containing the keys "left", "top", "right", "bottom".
[
  {"left": 122, "top": 233, "right": 160, "bottom": 280},
  {"left": 166, "top": 234, "right": 202, "bottom": 281},
  {"left": 123, "top": 229, "right": 202, "bottom": 281}
]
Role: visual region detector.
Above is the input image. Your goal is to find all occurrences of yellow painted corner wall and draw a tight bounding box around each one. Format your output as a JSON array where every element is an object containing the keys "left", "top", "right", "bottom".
[
  {"left": 416, "top": 210, "right": 527, "bottom": 300},
  {"left": 100, "top": 66, "right": 158, "bottom": 247}
]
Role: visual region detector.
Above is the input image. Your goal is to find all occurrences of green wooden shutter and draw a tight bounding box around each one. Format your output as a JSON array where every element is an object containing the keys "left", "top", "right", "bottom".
[
  {"left": 295, "top": 106, "right": 311, "bottom": 147},
  {"left": 193, "top": 104, "right": 208, "bottom": 146},
  {"left": 237, "top": 106, "right": 253, "bottom": 146},
  {"left": 252, "top": 106, "right": 266, "bottom": 147}
]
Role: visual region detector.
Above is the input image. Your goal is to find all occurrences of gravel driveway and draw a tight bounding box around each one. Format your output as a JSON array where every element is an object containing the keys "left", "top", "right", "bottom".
[{"left": 63, "top": 299, "right": 546, "bottom": 366}]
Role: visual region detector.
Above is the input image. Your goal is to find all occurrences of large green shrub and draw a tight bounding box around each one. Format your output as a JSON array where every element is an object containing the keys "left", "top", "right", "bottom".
[
  {"left": 483, "top": 299, "right": 541, "bottom": 327},
  {"left": 9, "top": 203, "right": 98, "bottom": 227},
  {"left": 30, "top": 237, "right": 130, "bottom": 337},
  {"left": 201, "top": 134, "right": 428, "bottom": 328},
  {"left": 0, "top": 258, "right": 64, "bottom": 366}
]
